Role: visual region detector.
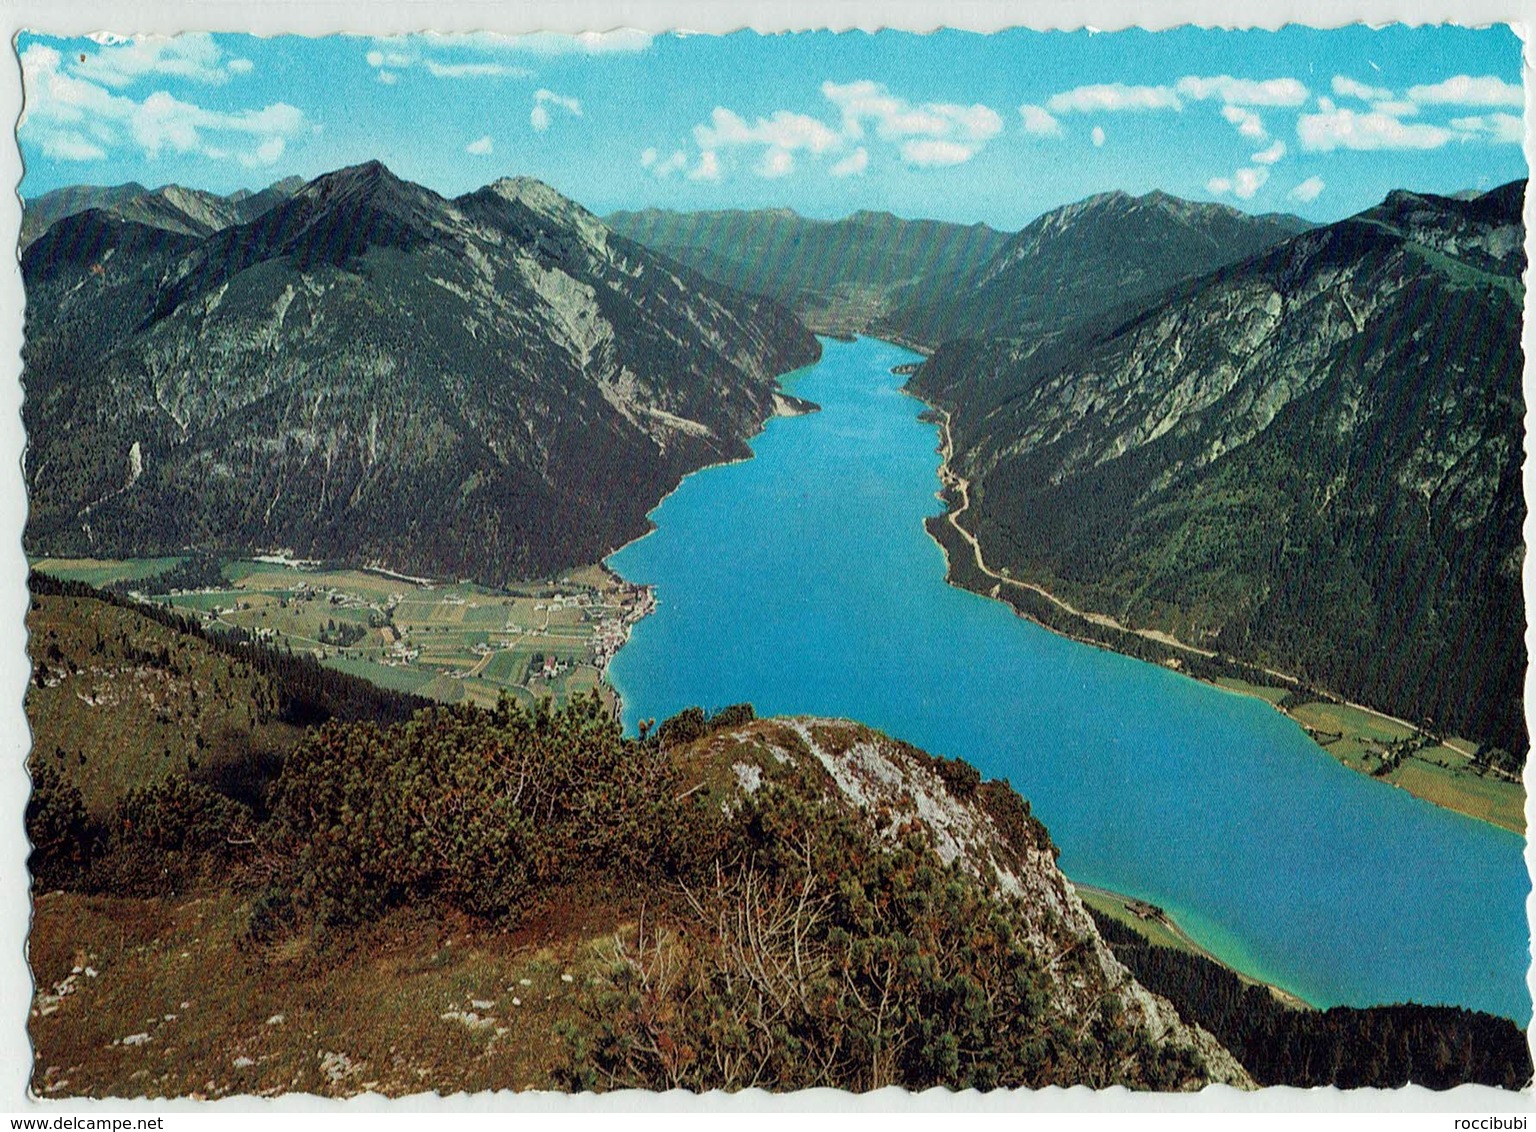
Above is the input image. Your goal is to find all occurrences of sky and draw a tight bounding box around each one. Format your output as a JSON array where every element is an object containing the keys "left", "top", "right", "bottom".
[{"left": 15, "top": 25, "right": 1528, "bottom": 230}]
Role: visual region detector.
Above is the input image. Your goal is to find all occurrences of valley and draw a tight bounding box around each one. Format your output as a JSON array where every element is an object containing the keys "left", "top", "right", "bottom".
[
  {"left": 34, "top": 556, "right": 652, "bottom": 714},
  {"left": 605, "top": 334, "right": 1529, "bottom": 1024},
  {"left": 20, "top": 153, "right": 1531, "bottom": 1097}
]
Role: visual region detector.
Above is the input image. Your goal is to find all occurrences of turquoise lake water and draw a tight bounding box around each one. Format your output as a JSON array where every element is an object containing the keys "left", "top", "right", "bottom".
[{"left": 607, "top": 334, "right": 1531, "bottom": 1022}]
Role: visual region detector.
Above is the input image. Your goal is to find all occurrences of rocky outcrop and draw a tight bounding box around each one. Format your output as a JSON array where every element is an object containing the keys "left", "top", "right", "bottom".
[{"left": 691, "top": 716, "right": 1254, "bottom": 1089}]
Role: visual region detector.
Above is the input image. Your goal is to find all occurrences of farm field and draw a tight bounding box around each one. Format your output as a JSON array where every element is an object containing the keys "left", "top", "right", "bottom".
[
  {"left": 1286, "top": 700, "right": 1523, "bottom": 834},
  {"left": 31, "top": 556, "right": 186, "bottom": 589},
  {"left": 1203, "top": 671, "right": 1523, "bottom": 833},
  {"left": 45, "top": 558, "right": 652, "bottom": 715}
]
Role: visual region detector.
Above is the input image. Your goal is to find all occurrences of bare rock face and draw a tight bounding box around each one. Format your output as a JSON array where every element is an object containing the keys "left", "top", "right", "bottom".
[
  {"left": 692, "top": 716, "right": 1255, "bottom": 1090},
  {"left": 913, "top": 181, "right": 1527, "bottom": 757},
  {"left": 22, "top": 161, "right": 820, "bottom": 582}
]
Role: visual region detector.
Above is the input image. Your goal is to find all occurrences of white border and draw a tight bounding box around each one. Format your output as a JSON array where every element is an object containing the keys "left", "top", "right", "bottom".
[{"left": 0, "top": 0, "right": 1530, "bottom": 1119}]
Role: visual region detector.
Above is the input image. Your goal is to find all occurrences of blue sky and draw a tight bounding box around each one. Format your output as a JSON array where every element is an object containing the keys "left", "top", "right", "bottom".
[{"left": 16, "top": 25, "right": 1527, "bottom": 229}]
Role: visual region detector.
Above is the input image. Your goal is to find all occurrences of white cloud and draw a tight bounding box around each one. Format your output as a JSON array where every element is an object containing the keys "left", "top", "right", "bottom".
[
  {"left": 1298, "top": 100, "right": 1457, "bottom": 150},
  {"left": 1207, "top": 165, "right": 1269, "bottom": 199},
  {"left": 829, "top": 147, "right": 869, "bottom": 176},
  {"left": 757, "top": 148, "right": 796, "bottom": 178},
  {"left": 530, "top": 90, "right": 581, "bottom": 131},
  {"left": 1047, "top": 83, "right": 1181, "bottom": 113},
  {"left": 465, "top": 134, "right": 494, "bottom": 155},
  {"left": 822, "top": 80, "right": 1002, "bottom": 145},
  {"left": 1091, "top": 125, "right": 1106, "bottom": 146},
  {"left": 20, "top": 42, "right": 307, "bottom": 167},
  {"left": 242, "top": 136, "right": 286, "bottom": 167},
  {"left": 1289, "top": 175, "right": 1326, "bottom": 202},
  {"left": 640, "top": 147, "right": 689, "bottom": 178},
  {"left": 945, "top": 103, "right": 1004, "bottom": 142},
  {"left": 425, "top": 60, "right": 532, "bottom": 79},
  {"left": 364, "top": 40, "right": 533, "bottom": 81},
  {"left": 70, "top": 33, "right": 252, "bottom": 88},
  {"left": 1450, "top": 112, "right": 1524, "bottom": 144},
  {"left": 1018, "top": 103, "right": 1064, "bottom": 137},
  {"left": 1407, "top": 75, "right": 1522, "bottom": 106},
  {"left": 1251, "top": 138, "right": 1286, "bottom": 164},
  {"left": 38, "top": 129, "right": 108, "bottom": 161},
  {"left": 1222, "top": 105, "right": 1267, "bottom": 140},
  {"left": 899, "top": 138, "right": 976, "bottom": 166},
  {"left": 694, "top": 107, "right": 843, "bottom": 156},
  {"left": 1331, "top": 75, "right": 1394, "bottom": 102},
  {"left": 1177, "top": 75, "right": 1308, "bottom": 106},
  {"left": 664, "top": 78, "right": 1004, "bottom": 182},
  {"left": 366, "top": 49, "right": 414, "bottom": 68},
  {"left": 687, "top": 150, "right": 720, "bottom": 181}
]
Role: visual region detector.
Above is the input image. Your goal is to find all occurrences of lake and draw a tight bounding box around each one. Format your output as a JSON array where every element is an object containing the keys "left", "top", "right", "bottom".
[{"left": 607, "top": 334, "right": 1530, "bottom": 1022}]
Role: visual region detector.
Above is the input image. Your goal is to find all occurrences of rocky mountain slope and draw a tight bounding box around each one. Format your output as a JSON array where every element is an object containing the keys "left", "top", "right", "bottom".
[
  {"left": 664, "top": 715, "right": 1252, "bottom": 1089},
  {"left": 606, "top": 206, "right": 1009, "bottom": 338},
  {"left": 880, "top": 189, "right": 1311, "bottom": 349},
  {"left": 912, "top": 181, "right": 1526, "bottom": 757},
  {"left": 22, "top": 162, "right": 820, "bottom": 581},
  {"left": 20, "top": 176, "right": 305, "bottom": 248}
]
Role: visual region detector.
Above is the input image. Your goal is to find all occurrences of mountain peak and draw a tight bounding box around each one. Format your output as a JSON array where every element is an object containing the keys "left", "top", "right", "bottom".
[
  {"left": 278, "top": 161, "right": 448, "bottom": 254},
  {"left": 484, "top": 175, "right": 575, "bottom": 212},
  {"left": 474, "top": 176, "right": 610, "bottom": 248},
  {"left": 299, "top": 159, "right": 411, "bottom": 202}
]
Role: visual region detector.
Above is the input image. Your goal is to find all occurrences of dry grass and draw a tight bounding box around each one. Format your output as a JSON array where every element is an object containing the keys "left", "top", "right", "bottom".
[{"left": 29, "top": 887, "right": 636, "bottom": 1099}]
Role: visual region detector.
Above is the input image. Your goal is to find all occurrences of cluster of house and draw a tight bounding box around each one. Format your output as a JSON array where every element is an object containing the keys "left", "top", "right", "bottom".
[{"left": 590, "top": 584, "right": 656, "bottom": 671}]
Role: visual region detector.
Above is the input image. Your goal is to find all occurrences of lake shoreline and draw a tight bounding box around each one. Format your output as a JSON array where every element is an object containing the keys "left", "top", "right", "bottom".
[
  {"left": 911, "top": 396, "right": 1524, "bottom": 836},
  {"left": 601, "top": 333, "right": 1528, "bottom": 1020},
  {"left": 1069, "top": 880, "right": 1315, "bottom": 1012},
  {"left": 601, "top": 361, "right": 828, "bottom": 724}
]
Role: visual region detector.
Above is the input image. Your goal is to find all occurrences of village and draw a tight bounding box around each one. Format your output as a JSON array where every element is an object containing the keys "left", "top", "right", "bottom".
[{"left": 142, "top": 560, "right": 655, "bottom": 712}]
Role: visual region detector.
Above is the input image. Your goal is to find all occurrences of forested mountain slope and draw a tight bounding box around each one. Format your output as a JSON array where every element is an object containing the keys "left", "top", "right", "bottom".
[
  {"left": 25, "top": 584, "right": 1249, "bottom": 1096},
  {"left": 880, "top": 189, "right": 1311, "bottom": 349},
  {"left": 911, "top": 181, "right": 1527, "bottom": 757},
  {"left": 605, "top": 206, "right": 1009, "bottom": 338},
  {"left": 22, "top": 162, "right": 820, "bottom": 581}
]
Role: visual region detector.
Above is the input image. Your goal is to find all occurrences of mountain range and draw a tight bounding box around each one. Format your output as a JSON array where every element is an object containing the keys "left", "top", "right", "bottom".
[
  {"left": 609, "top": 192, "right": 1312, "bottom": 352},
  {"left": 21, "top": 162, "right": 1532, "bottom": 1094},
  {"left": 605, "top": 206, "right": 1010, "bottom": 340},
  {"left": 22, "top": 170, "right": 1525, "bottom": 752},
  {"left": 21, "top": 161, "right": 819, "bottom": 581},
  {"left": 20, "top": 175, "right": 307, "bottom": 248},
  {"left": 911, "top": 181, "right": 1527, "bottom": 756},
  {"left": 878, "top": 189, "right": 1313, "bottom": 348}
]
